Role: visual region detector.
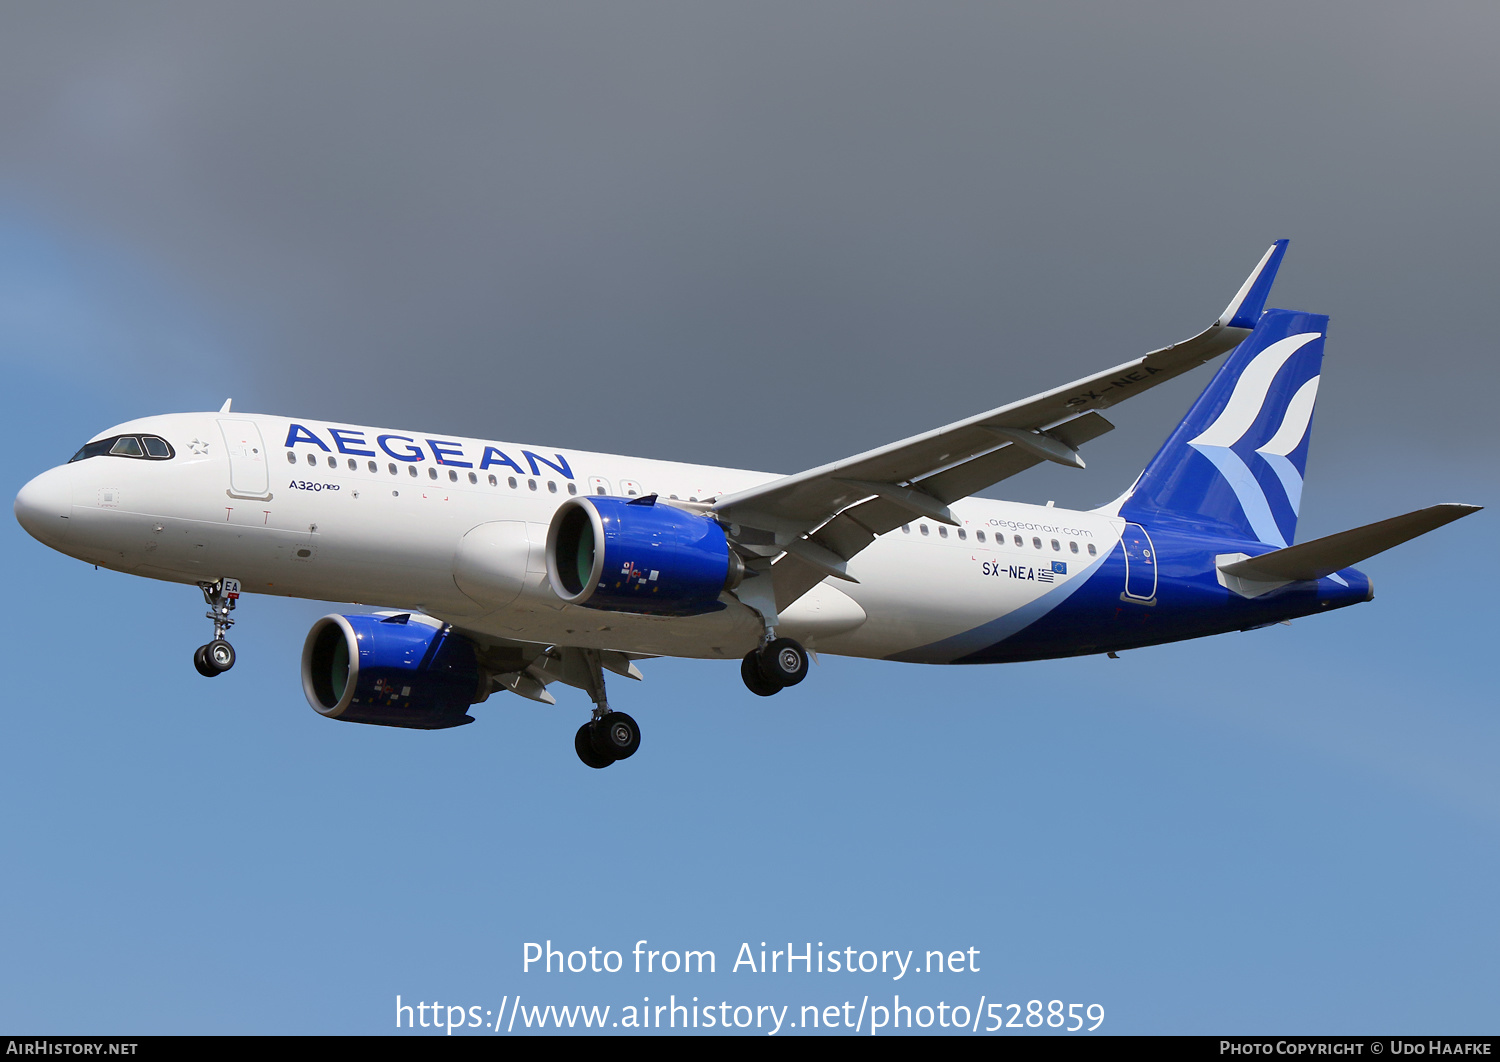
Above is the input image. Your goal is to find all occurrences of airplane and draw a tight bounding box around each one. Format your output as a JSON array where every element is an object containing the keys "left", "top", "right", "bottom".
[{"left": 12, "top": 240, "right": 1481, "bottom": 768}]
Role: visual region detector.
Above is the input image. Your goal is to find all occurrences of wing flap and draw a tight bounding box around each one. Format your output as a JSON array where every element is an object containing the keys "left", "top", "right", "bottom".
[{"left": 918, "top": 410, "right": 1115, "bottom": 505}]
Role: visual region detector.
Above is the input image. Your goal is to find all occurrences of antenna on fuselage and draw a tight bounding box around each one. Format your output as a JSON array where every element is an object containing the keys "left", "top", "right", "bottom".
[{"left": 219, "top": 398, "right": 232, "bottom": 413}]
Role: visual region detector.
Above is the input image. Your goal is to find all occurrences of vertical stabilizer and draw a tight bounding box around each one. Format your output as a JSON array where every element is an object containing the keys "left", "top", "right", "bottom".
[{"left": 1119, "top": 308, "right": 1328, "bottom": 546}]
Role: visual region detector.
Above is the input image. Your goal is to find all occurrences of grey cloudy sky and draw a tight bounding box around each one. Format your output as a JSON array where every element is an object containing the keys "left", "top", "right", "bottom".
[
  {"left": 4, "top": 6, "right": 1498, "bottom": 1035},
  {"left": 2, "top": 2, "right": 1495, "bottom": 510}
]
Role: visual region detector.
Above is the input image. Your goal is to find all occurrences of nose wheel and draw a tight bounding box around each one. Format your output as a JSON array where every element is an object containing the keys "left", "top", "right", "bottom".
[
  {"left": 193, "top": 639, "right": 237, "bottom": 677},
  {"left": 193, "top": 578, "right": 241, "bottom": 677}
]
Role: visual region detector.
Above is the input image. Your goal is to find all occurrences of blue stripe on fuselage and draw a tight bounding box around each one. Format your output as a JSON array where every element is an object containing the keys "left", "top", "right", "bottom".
[
  {"left": 886, "top": 546, "right": 1114, "bottom": 664},
  {"left": 889, "top": 525, "right": 1372, "bottom": 665}
]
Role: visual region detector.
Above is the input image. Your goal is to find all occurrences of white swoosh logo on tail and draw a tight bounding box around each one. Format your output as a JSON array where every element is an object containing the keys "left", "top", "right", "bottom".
[
  {"left": 1255, "top": 375, "right": 1320, "bottom": 517},
  {"left": 1188, "top": 332, "right": 1321, "bottom": 546}
]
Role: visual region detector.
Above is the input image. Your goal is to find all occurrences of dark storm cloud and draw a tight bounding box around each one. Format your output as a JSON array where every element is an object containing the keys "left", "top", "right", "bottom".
[{"left": 2, "top": 2, "right": 1496, "bottom": 507}]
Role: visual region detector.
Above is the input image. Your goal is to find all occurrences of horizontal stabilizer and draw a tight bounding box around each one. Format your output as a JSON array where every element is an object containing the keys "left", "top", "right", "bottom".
[{"left": 1219, "top": 503, "right": 1481, "bottom": 584}]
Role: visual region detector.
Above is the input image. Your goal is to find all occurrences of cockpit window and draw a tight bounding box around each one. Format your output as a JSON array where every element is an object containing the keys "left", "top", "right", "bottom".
[{"left": 69, "top": 435, "right": 176, "bottom": 463}]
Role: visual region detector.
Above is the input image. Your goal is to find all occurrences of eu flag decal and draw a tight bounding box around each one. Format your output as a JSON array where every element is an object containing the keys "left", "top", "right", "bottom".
[{"left": 1051, "top": 561, "right": 1067, "bottom": 575}]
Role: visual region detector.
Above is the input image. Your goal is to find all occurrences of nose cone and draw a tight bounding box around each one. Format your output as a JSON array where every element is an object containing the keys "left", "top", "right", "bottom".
[{"left": 14, "top": 467, "right": 73, "bottom": 545}]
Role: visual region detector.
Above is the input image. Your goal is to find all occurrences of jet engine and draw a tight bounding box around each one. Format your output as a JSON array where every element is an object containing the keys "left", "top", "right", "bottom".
[
  {"left": 301, "top": 613, "right": 485, "bottom": 730},
  {"left": 546, "top": 496, "right": 743, "bottom": 617}
]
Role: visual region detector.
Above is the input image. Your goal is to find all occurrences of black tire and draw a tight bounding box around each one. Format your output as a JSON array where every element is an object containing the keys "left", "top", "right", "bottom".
[
  {"left": 193, "top": 645, "right": 219, "bottom": 678},
  {"left": 759, "top": 638, "right": 808, "bottom": 688},
  {"left": 575, "top": 723, "right": 614, "bottom": 769},
  {"left": 741, "top": 652, "right": 780, "bottom": 697},
  {"left": 205, "top": 639, "right": 236, "bottom": 673},
  {"left": 591, "top": 711, "right": 641, "bottom": 760}
]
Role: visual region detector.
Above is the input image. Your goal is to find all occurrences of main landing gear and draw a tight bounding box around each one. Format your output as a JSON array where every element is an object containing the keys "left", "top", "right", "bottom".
[
  {"left": 575, "top": 713, "right": 641, "bottom": 769},
  {"left": 571, "top": 647, "right": 641, "bottom": 770},
  {"left": 740, "top": 637, "right": 808, "bottom": 697},
  {"left": 192, "top": 578, "right": 241, "bottom": 678}
]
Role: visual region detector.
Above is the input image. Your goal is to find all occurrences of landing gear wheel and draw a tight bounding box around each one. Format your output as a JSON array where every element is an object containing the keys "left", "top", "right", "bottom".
[
  {"left": 565, "top": 648, "right": 640, "bottom": 767},
  {"left": 575, "top": 723, "right": 614, "bottom": 769},
  {"left": 758, "top": 638, "right": 808, "bottom": 688},
  {"left": 204, "top": 639, "right": 236, "bottom": 674},
  {"left": 193, "top": 645, "right": 219, "bottom": 678},
  {"left": 741, "top": 652, "right": 781, "bottom": 697},
  {"left": 591, "top": 712, "right": 641, "bottom": 761}
]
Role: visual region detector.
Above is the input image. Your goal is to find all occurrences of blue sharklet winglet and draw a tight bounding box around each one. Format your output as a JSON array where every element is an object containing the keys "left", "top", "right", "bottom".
[{"left": 1219, "top": 239, "right": 1288, "bottom": 329}]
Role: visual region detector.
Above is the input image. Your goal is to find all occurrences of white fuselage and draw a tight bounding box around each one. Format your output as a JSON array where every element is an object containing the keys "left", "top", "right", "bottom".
[{"left": 21, "top": 412, "right": 1125, "bottom": 662}]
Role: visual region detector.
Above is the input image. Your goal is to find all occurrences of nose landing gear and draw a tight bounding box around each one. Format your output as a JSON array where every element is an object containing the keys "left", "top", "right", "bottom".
[{"left": 193, "top": 578, "right": 241, "bottom": 677}]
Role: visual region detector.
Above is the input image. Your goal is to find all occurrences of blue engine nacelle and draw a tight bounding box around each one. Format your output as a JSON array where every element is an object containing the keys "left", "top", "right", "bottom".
[
  {"left": 546, "top": 495, "right": 743, "bottom": 617},
  {"left": 301, "top": 613, "right": 483, "bottom": 730}
]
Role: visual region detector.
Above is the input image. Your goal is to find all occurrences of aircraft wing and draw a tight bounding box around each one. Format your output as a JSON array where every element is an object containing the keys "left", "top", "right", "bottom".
[
  {"left": 711, "top": 240, "right": 1289, "bottom": 611},
  {"left": 441, "top": 620, "right": 651, "bottom": 705}
]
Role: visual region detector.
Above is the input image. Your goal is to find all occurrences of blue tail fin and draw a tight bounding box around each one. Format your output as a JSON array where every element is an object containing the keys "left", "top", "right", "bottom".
[{"left": 1118, "top": 308, "right": 1328, "bottom": 547}]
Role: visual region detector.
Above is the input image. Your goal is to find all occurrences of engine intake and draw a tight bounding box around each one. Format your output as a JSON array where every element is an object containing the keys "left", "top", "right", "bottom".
[
  {"left": 301, "top": 613, "right": 483, "bottom": 730},
  {"left": 546, "top": 496, "right": 742, "bottom": 617}
]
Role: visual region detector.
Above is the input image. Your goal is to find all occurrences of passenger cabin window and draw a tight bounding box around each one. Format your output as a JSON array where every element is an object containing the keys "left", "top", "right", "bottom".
[
  {"left": 468, "top": 472, "right": 477, "bottom": 484},
  {"left": 938, "top": 526, "right": 948, "bottom": 539},
  {"left": 327, "top": 456, "right": 336, "bottom": 468},
  {"left": 957, "top": 528, "right": 967, "bottom": 541},
  {"left": 1069, "top": 541, "right": 1079, "bottom": 554},
  {"left": 307, "top": 453, "right": 317, "bottom": 466},
  {"left": 1051, "top": 539, "right": 1060, "bottom": 551},
  {"left": 1013, "top": 535, "right": 1023, "bottom": 547},
  {"left": 367, "top": 460, "right": 378, "bottom": 473},
  {"left": 488, "top": 474, "right": 498, "bottom": 486},
  {"left": 976, "top": 530, "right": 986, "bottom": 543},
  {"left": 920, "top": 524, "right": 929, "bottom": 536},
  {"left": 1087, "top": 543, "right": 1098, "bottom": 556},
  {"left": 429, "top": 467, "right": 438, "bottom": 480},
  {"left": 348, "top": 458, "right": 357, "bottom": 471},
  {"left": 1032, "top": 537, "right": 1042, "bottom": 549},
  {"left": 567, "top": 483, "right": 577, "bottom": 495}
]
